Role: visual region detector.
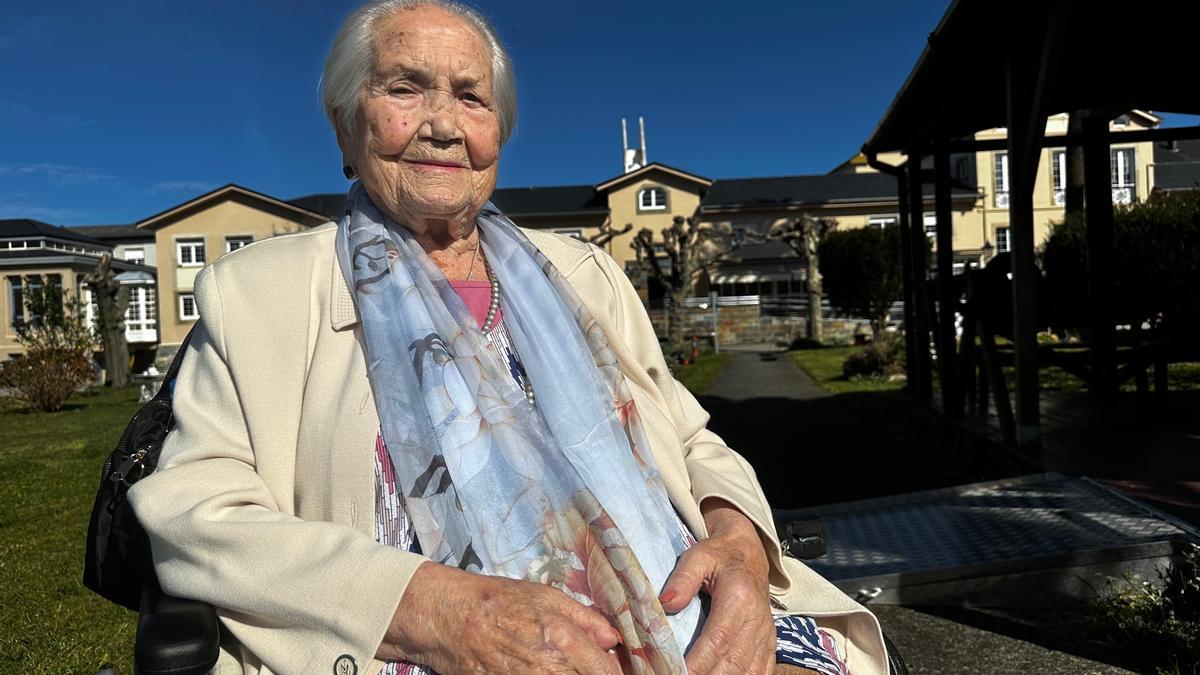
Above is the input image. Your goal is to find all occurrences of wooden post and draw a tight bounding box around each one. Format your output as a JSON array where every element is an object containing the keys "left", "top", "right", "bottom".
[
  {"left": 1083, "top": 113, "right": 1117, "bottom": 398},
  {"left": 907, "top": 153, "right": 933, "bottom": 400},
  {"left": 933, "top": 141, "right": 960, "bottom": 418},
  {"left": 1005, "top": 61, "right": 1050, "bottom": 452},
  {"left": 894, "top": 167, "right": 917, "bottom": 396}
]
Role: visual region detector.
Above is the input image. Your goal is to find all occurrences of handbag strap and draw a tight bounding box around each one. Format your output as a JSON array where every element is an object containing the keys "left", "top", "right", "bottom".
[{"left": 154, "top": 327, "right": 195, "bottom": 404}]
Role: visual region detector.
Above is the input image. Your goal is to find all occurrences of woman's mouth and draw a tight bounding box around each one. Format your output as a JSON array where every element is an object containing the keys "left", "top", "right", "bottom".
[{"left": 405, "top": 159, "right": 467, "bottom": 172}]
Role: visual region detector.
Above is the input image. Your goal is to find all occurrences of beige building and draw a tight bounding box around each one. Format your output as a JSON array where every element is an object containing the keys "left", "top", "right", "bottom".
[
  {"left": 1, "top": 219, "right": 153, "bottom": 361},
  {"left": 835, "top": 110, "right": 1162, "bottom": 266},
  {"left": 133, "top": 185, "right": 327, "bottom": 349}
]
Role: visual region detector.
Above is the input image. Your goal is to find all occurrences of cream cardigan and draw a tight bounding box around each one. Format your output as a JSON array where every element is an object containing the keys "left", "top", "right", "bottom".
[{"left": 129, "top": 223, "right": 886, "bottom": 675}]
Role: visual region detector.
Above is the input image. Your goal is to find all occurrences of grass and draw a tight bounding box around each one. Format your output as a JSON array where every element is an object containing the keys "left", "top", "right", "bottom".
[
  {"left": 1, "top": 386, "right": 141, "bottom": 674},
  {"left": 671, "top": 351, "right": 730, "bottom": 395},
  {"left": 789, "top": 345, "right": 905, "bottom": 394}
]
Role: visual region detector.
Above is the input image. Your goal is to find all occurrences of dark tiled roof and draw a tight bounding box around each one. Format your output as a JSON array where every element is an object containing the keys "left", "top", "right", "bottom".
[
  {"left": 1153, "top": 139, "right": 1200, "bottom": 191},
  {"left": 701, "top": 172, "right": 976, "bottom": 210},
  {"left": 0, "top": 218, "right": 111, "bottom": 248},
  {"left": 68, "top": 224, "right": 154, "bottom": 241},
  {"left": 490, "top": 185, "right": 606, "bottom": 216},
  {"left": 290, "top": 185, "right": 607, "bottom": 221},
  {"left": 289, "top": 193, "right": 348, "bottom": 221}
]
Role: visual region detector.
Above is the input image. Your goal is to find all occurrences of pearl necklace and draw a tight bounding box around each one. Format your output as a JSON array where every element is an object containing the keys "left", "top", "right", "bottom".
[{"left": 479, "top": 260, "right": 535, "bottom": 406}]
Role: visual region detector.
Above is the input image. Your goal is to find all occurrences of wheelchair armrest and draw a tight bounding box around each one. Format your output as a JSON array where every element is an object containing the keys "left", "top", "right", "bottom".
[
  {"left": 135, "top": 582, "right": 220, "bottom": 675},
  {"left": 771, "top": 508, "right": 827, "bottom": 560}
]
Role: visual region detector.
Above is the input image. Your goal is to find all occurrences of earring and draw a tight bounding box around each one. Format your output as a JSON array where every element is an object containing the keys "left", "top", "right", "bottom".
[{"left": 343, "top": 164, "right": 357, "bottom": 180}]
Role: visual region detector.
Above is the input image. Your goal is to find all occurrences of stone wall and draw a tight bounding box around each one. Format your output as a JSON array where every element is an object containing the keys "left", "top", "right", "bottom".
[{"left": 648, "top": 304, "right": 870, "bottom": 347}]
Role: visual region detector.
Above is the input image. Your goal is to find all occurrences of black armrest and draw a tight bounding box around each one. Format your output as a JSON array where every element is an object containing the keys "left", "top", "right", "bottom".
[
  {"left": 135, "top": 582, "right": 220, "bottom": 675},
  {"left": 771, "top": 508, "right": 827, "bottom": 560}
]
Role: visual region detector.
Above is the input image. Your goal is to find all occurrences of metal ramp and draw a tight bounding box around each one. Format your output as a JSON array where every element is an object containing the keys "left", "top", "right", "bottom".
[{"left": 796, "top": 473, "right": 1199, "bottom": 607}]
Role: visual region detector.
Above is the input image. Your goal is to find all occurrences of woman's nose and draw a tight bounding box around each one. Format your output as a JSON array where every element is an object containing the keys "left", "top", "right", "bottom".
[{"left": 423, "top": 91, "right": 462, "bottom": 142}]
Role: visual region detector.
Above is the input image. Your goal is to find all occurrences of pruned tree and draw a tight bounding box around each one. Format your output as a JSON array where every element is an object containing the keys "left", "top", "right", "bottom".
[
  {"left": 630, "top": 215, "right": 736, "bottom": 351},
  {"left": 84, "top": 253, "right": 130, "bottom": 387},
  {"left": 766, "top": 215, "right": 836, "bottom": 343},
  {"left": 586, "top": 220, "right": 633, "bottom": 248}
]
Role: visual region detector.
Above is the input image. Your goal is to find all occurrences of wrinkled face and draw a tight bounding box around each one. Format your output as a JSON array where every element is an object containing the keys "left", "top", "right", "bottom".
[{"left": 340, "top": 5, "right": 501, "bottom": 231}]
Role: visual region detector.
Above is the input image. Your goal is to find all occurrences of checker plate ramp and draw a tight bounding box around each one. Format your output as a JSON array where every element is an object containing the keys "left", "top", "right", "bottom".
[{"left": 798, "top": 473, "right": 1199, "bottom": 606}]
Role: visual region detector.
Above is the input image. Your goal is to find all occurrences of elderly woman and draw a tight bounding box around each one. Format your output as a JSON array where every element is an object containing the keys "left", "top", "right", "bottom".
[{"left": 129, "top": 2, "right": 885, "bottom": 674}]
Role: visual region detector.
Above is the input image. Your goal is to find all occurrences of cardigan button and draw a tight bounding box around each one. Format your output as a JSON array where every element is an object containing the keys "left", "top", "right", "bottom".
[{"left": 334, "top": 654, "right": 357, "bottom": 675}]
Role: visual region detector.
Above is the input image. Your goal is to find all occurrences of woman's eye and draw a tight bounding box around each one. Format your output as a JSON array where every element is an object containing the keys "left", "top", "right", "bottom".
[
  {"left": 460, "top": 92, "right": 485, "bottom": 107},
  {"left": 389, "top": 86, "right": 417, "bottom": 96}
]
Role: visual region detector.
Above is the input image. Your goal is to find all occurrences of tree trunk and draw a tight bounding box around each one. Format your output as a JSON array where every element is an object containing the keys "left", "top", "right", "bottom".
[
  {"left": 85, "top": 254, "right": 131, "bottom": 387},
  {"left": 667, "top": 291, "right": 685, "bottom": 357},
  {"left": 804, "top": 226, "right": 823, "bottom": 343}
]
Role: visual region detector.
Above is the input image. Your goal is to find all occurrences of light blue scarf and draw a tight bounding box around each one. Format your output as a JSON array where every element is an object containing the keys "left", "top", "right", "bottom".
[{"left": 336, "top": 183, "right": 702, "bottom": 672}]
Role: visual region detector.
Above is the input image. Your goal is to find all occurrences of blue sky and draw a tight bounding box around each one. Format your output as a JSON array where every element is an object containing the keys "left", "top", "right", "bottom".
[{"left": 2, "top": 1, "right": 1197, "bottom": 226}]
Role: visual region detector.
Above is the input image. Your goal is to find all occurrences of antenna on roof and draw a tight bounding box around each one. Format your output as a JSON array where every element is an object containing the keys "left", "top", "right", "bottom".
[{"left": 622, "top": 117, "right": 646, "bottom": 174}]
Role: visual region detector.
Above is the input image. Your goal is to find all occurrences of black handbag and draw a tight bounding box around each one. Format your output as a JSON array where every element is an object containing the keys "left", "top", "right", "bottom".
[{"left": 84, "top": 329, "right": 193, "bottom": 610}]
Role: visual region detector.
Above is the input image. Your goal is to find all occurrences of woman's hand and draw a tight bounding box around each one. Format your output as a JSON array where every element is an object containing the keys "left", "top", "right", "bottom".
[
  {"left": 659, "top": 499, "right": 776, "bottom": 675},
  {"left": 377, "top": 561, "right": 623, "bottom": 674}
]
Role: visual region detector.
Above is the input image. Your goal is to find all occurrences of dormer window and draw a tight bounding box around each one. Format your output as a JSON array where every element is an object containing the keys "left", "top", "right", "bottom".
[{"left": 638, "top": 186, "right": 668, "bottom": 211}]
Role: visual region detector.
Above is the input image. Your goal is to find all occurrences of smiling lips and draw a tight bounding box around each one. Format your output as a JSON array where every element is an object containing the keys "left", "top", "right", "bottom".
[{"left": 404, "top": 158, "right": 467, "bottom": 171}]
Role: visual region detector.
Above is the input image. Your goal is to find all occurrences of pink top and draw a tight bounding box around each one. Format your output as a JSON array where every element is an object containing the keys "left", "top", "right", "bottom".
[{"left": 449, "top": 280, "right": 500, "bottom": 329}]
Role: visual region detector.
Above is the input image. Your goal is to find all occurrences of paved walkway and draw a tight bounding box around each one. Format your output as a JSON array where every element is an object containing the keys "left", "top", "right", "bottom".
[{"left": 694, "top": 350, "right": 1146, "bottom": 674}]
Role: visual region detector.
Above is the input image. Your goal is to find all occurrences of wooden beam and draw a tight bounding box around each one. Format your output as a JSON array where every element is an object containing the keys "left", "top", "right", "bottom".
[
  {"left": 1082, "top": 114, "right": 1117, "bottom": 398},
  {"left": 929, "top": 123, "right": 1200, "bottom": 154},
  {"left": 933, "top": 140, "right": 961, "bottom": 418}
]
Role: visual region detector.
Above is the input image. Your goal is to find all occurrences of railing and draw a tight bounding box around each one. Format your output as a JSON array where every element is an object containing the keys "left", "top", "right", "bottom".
[
  {"left": 1112, "top": 186, "right": 1133, "bottom": 204},
  {"left": 126, "top": 327, "right": 158, "bottom": 344},
  {"left": 649, "top": 294, "right": 905, "bottom": 326},
  {"left": 1052, "top": 190, "right": 1065, "bottom": 206},
  {"left": 994, "top": 192, "right": 1010, "bottom": 208}
]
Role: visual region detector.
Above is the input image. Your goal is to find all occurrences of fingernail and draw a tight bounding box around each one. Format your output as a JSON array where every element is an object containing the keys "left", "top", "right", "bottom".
[{"left": 659, "top": 589, "right": 676, "bottom": 604}]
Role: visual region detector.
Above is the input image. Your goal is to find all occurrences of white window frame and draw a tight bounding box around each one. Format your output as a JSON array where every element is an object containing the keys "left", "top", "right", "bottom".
[
  {"left": 923, "top": 214, "right": 938, "bottom": 239},
  {"left": 638, "top": 186, "right": 668, "bottom": 211},
  {"left": 225, "top": 235, "right": 253, "bottom": 253},
  {"left": 993, "top": 152, "right": 1010, "bottom": 207},
  {"left": 123, "top": 247, "right": 146, "bottom": 264},
  {"left": 176, "top": 238, "right": 206, "bottom": 267},
  {"left": 995, "top": 226, "right": 1011, "bottom": 253},
  {"left": 1051, "top": 150, "right": 1066, "bottom": 206},
  {"left": 867, "top": 215, "right": 898, "bottom": 230},
  {"left": 178, "top": 293, "right": 199, "bottom": 321},
  {"left": 1111, "top": 147, "right": 1135, "bottom": 204}
]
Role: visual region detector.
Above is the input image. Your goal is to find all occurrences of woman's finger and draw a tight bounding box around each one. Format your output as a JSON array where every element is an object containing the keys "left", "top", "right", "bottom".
[
  {"left": 544, "top": 586, "right": 622, "bottom": 650},
  {"left": 659, "top": 546, "right": 714, "bottom": 614}
]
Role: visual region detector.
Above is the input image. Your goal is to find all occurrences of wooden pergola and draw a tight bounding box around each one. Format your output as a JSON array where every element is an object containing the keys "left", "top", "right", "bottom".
[{"left": 860, "top": 0, "right": 1200, "bottom": 452}]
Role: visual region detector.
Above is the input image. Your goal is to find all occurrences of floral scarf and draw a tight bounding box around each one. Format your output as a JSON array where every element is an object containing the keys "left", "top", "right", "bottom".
[{"left": 336, "top": 183, "right": 703, "bottom": 673}]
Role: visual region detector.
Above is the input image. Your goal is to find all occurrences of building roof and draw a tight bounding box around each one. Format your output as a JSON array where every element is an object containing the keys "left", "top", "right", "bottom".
[
  {"left": 137, "top": 183, "right": 329, "bottom": 230},
  {"left": 290, "top": 185, "right": 608, "bottom": 221},
  {"left": 863, "top": 0, "right": 1199, "bottom": 154},
  {"left": 68, "top": 224, "right": 154, "bottom": 241},
  {"left": 1153, "top": 138, "right": 1200, "bottom": 191},
  {"left": 700, "top": 172, "right": 976, "bottom": 211},
  {"left": 490, "top": 185, "right": 607, "bottom": 217},
  {"left": 0, "top": 218, "right": 111, "bottom": 248},
  {"left": 595, "top": 163, "right": 713, "bottom": 193}
]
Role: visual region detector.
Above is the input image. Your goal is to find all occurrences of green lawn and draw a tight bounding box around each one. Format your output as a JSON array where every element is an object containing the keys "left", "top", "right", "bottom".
[
  {"left": 671, "top": 351, "right": 730, "bottom": 395},
  {"left": 789, "top": 345, "right": 905, "bottom": 394},
  {"left": 1, "top": 387, "right": 141, "bottom": 674}
]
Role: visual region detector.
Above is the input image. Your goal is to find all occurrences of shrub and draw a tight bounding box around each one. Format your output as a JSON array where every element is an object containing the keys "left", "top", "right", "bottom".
[
  {"left": 842, "top": 333, "right": 905, "bottom": 379},
  {"left": 1087, "top": 544, "right": 1200, "bottom": 673},
  {"left": 1042, "top": 190, "right": 1200, "bottom": 333},
  {"left": 0, "top": 279, "right": 96, "bottom": 411}
]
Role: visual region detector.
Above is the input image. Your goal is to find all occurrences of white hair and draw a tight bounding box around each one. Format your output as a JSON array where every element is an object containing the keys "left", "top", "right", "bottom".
[{"left": 321, "top": 0, "right": 517, "bottom": 145}]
